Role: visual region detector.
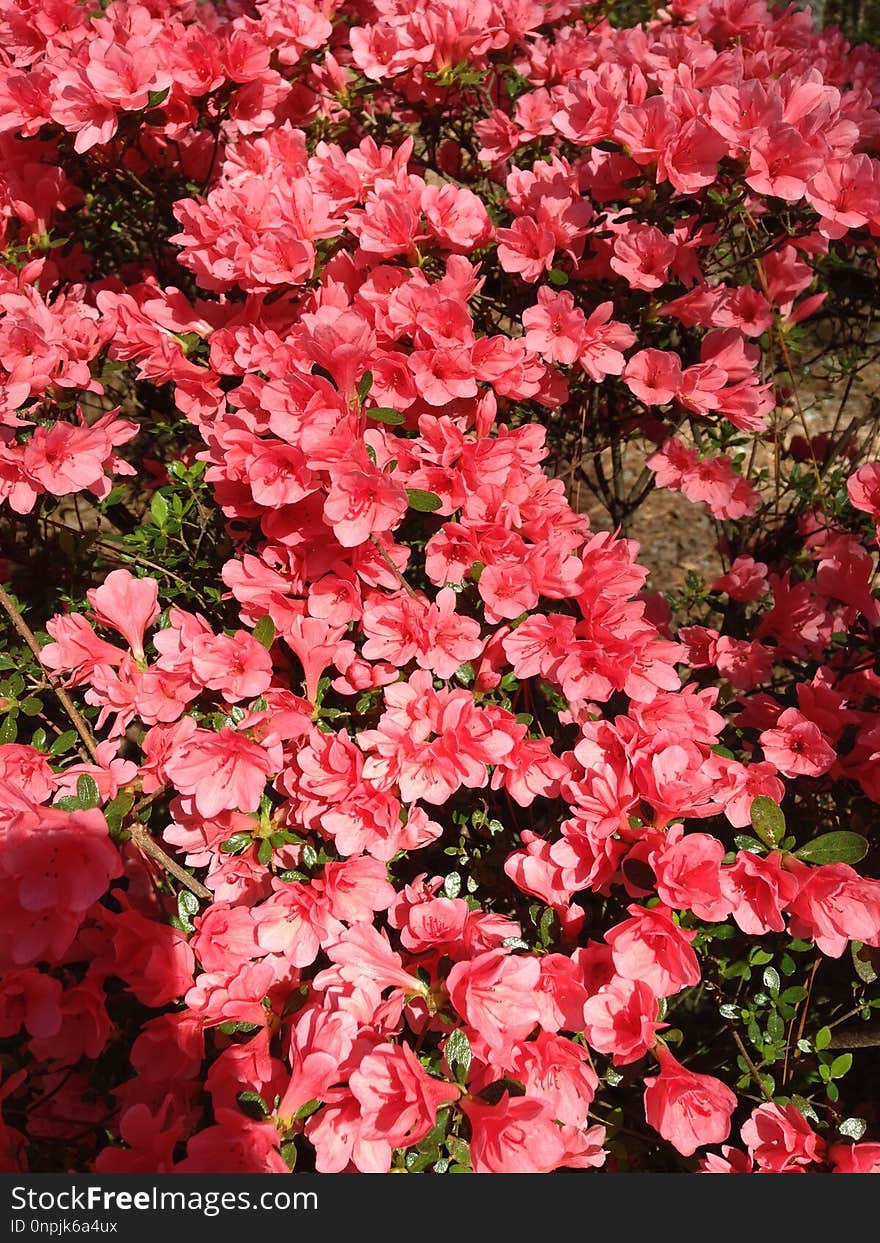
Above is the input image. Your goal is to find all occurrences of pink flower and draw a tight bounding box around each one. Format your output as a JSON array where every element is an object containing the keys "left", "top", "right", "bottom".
[
  {"left": 0, "top": 807, "right": 122, "bottom": 967},
  {"left": 323, "top": 461, "right": 409, "bottom": 547},
  {"left": 759, "top": 708, "right": 836, "bottom": 778},
  {"left": 305, "top": 1094, "right": 392, "bottom": 1173},
  {"left": 740, "top": 1103, "right": 825, "bottom": 1172},
  {"left": 496, "top": 217, "right": 556, "bottom": 282},
  {"left": 189, "top": 629, "right": 273, "bottom": 702},
  {"left": 349, "top": 1042, "right": 460, "bottom": 1147},
  {"left": 461, "top": 1095, "right": 576, "bottom": 1173},
  {"left": 611, "top": 225, "right": 677, "bottom": 291},
  {"left": 623, "top": 349, "right": 683, "bottom": 405},
  {"left": 522, "top": 287, "right": 586, "bottom": 365},
  {"left": 644, "top": 1045, "right": 738, "bottom": 1157},
  {"left": 578, "top": 302, "right": 635, "bottom": 381},
  {"left": 583, "top": 976, "right": 663, "bottom": 1065},
  {"left": 721, "top": 850, "right": 799, "bottom": 936},
  {"left": 87, "top": 569, "right": 159, "bottom": 662},
  {"left": 446, "top": 949, "right": 542, "bottom": 1058},
  {"left": 606, "top": 904, "right": 701, "bottom": 998},
  {"left": 829, "top": 1142, "right": 880, "bottom": 1173},
  {"left": 164, "top": 727, "right": 274, "bottom": 816},
  {"left": 651, "top": 827, "right": 730, "bottom": 921},
  {"left": 786, "top": 861, "right": 880, "bottom": 958}
]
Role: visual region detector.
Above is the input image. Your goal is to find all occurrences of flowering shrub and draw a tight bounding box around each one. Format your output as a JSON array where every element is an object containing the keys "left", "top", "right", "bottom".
[{"left": 1, "top": 0, "right": 880, "bottom": 1176}]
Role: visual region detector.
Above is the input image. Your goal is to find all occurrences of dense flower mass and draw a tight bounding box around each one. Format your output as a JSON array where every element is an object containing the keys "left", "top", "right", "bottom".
[{"left": 0, "top": 0, "right": 878, "bottom": 1176}]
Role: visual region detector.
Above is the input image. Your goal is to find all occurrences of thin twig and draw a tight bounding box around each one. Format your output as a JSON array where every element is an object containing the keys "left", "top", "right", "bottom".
[
  {"left": 728, "top": 1023, "right": 774, "bottom": 1101},
  {"left": 0, "top": 581, "right": 101, "bottom": 764},
  {"left": 129, "top": 822, "right": 212, "bottom": 902},
  {"left": 369, "top": 535, "right": 418, "bottom": 597}
]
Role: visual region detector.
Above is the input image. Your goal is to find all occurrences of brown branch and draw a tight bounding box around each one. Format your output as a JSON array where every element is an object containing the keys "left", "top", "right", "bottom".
[
  {"left": 728, "top": 1024, "right": 774, "bottom": 1101},
  {"left": 369, "top": 535, "right": 418, "bottom": 597},
  {"left": 129, "top": 822, "right": 212, "bottom": 902},
  {"left": 0, "top": 581, "right": 101, "bottom": 764}
]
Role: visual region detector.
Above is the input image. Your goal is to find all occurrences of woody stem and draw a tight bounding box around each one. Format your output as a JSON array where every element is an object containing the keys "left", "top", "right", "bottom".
[
  {"left": 128, "top": 821, "right": 213, "bottom": 902},
  {"left": 0, "top": 581, "right": 101, "bottom": 764}
]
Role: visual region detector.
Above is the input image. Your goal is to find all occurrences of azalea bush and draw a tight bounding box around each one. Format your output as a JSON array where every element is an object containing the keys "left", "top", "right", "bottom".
[{"left": 2, "top": 0, "right": 880, "bottom": 1176}]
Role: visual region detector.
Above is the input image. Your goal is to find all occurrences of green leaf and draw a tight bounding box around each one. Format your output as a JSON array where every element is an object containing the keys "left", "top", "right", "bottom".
[
  {"left": 280, "top": 1140, "right": 297, "bottom": 1171},
  {"left": 763, "top": 966, "right": 781, "bottom": 993},
  {"left": 104, "top": 790, "right": 134, "bottom": 838},
  {"left": 445, "top": 1029, "right": 472, "bottom": 1085},
  {"left": 852, "top": 941, "right": 878, "bottom": 984},
  {"left": 830, "top": 1053, "right": 853, "bottom": 1079},
  {"left": 257, "top": 837, "right": 273, "bottom": 866},
  {"left": 20, "top": 696, "right": 43, "bottom": 717},
  {"left": 294, "top": 1098, "right": 322, "bottom": 1121},
  {"left": 237, "top": 1090, "right": 270, "bottom": 1120},
  {"left": 446, "top": 1136, "right": 471, "bottom": 1169},
  {"left": 150, "top": 491, "right": 169, "bottom": 528},
  {"left": 220, "top": 831, "right": 253, "bottom": 856},
  {"left": 794, "top": 832, "right": 869, "bottom": 866},
  {"left": 76, "top": 774, "right": 101, "bottom": 809},
  {"left": 406, "top": 488, "right": 442, "bottom": 513},
  {"left": 177, "top": 889, "right": 199, "bottom": 933},
  {"left": 0, "top": 713, "right": 17, "bottom": 744},
  {"left": 750, "top": 796, "right": 786, "bottom": 849},
  {"left": 815, "top": 1026, "right": 832, "bottom": 1051},
  {"left": 358, "top": 370, "right": 373, "bottom": 401},
  {"left": 839, "top": 1117, "right": 867, "bottom": 1141},
  {"left": 147, "top": 87, "right": 170, "bottom": 108},
  {"left": 547, "top": 268, "right": 569, "bottom": 286},
  {"left": 443, "top": 871, "right": 461, "bottom": 899},
  {"left": 733, "top": 835, "right": 767, "bottom": 855},
  {"left": 252, "top": 615, "right": 275, "bottom": 650},
  {"left": 366, "top": 407, "right": 404, "bottom": 425}
]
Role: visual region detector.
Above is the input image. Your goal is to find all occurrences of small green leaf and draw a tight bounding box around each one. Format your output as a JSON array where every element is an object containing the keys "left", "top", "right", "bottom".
[
  {"left": 733, "top": 835, "right": 767, "bottom": 855},
  {"left": 76, "top": 774, "right": 101, "bottom": 809},
  {"left": 220, "top": 831, "right": 253, "bottom": 856},
  {"left": 147, "top": 87, "right": 170, "bottom": 108},
  {"left": 830, "top": 1053, "right": 853, "bottom": 1079},
  {"left": 815, "top": 1026, "right": 832, "bottom": 1051},
  {"left": 406, "top": 488, "right": 442, "bottom": 513},
  {"left": 237, "top": 1090, "right": 270, "bottom": 1120},
  {"left": 445, "top": 1029, "right": 472, "bottom": 1085},
  {"left": 0, "top": 713, "right": 17, "bottom": 744},
  {"left": 104, "top": 790, "right": 135, "bottom": 839},
  {"left": 367, "top": 407, "right": 404, "bottom": 425},
  {"left": 177, "top": 889, "right": 199, "bottom": 932},
  {"left": 252, "top": 615, "right": 275, "bottom": 650},
  {"left": 150, "top": 491, "right": 169, "bottom": 527},
  {"left": 547, "top": 268, "right": 569, "bottom": 287},
  {"left": 49, "top": 725, "right": 78, "bottom": 755},
  {"left": 257, "top": 837, "right": 273, "bottom": 866},
  {"left": 750, "top": 796, "right": 786, "bottom": 849},
  {"left": 358, "top": 370, "right": 373, "bottom": 401},
  {"left": 794, "top": 832, "right": 868, "bottom": 865},
  {"left": 839, "top": 1117, "right": 867, "bottom": 1141},
  {"left": 852, "top": 941, "right": 878, "bottom": 984},
  {"left": 763, "top": 966, "right": 781, "bottom": 993},
  {"left": 294, "top": 1098, "right": 322, "bottom": 1121},
  {"left": 20, "top": 696, "right": 43, "bottom": 717},
  {"left": 443, "top": 871, "right": 461, "bottom": 899}
]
